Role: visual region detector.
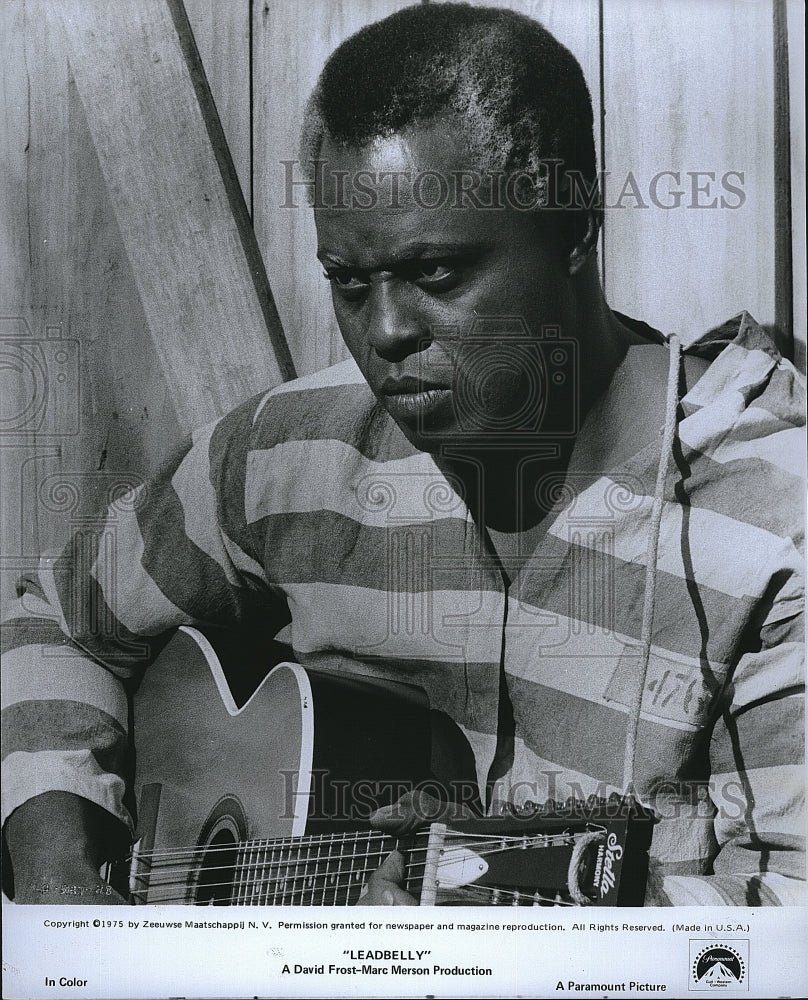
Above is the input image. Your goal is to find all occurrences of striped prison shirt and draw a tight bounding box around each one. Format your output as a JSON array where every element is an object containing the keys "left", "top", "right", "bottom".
[{"left": 2, "top": 312, "right": 805, "bottom": 905}]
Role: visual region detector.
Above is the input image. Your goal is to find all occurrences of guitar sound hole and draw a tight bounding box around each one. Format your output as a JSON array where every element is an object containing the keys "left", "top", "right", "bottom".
[
  {"left": 191, "top": 795, "right": 247, "bottom": 904},
  {"left": 194, "top": 829, "right": 239, "bottom": 905}
]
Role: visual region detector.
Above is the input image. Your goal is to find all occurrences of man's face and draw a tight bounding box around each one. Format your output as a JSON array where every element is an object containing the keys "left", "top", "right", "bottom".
[{"left": 314, "top": 122, "right": 575, "bottom": 453}]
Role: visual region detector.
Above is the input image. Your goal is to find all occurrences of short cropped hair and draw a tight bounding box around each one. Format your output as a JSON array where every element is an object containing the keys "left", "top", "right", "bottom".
[{"left": 300, "top": 1, "right": 598, "bottom": 229}]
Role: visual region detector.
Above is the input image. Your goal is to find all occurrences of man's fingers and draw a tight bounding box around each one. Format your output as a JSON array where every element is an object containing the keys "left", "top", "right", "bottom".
[
  {"left": 359, "top": 850, "right": 417, "bottom": 906},
  {"left": 375, "top": 849, "right": 406, "bottom": 882},
  {"left": 370, "top": 791, "right": 476, "bottom": 833}
]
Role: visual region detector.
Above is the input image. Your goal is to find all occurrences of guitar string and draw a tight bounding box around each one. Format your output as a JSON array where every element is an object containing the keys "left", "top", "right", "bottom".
[
  {"left": 131, "top": 874, "right": 575, "bottom": 905},
  {"left": 129, "top": 853, "right": 389, "bottom": 887},
  {"left": 130, "top": 828, "right": 589, "bottom": 863},
  {"left": 131, "top": 829, "right": 585, "bottom": 906},
  {"left": 128, "top": 834, "right": 583, "bottom": 882},
  {"left": 124, "top": 828, "right": 603, "bottom": 905},
  {"left": 126, "top": 836, "right": 590, "bottom": 908}
]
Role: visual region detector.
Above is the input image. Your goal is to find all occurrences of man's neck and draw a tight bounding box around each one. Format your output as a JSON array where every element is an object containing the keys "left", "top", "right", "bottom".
[{"left": 434, "top": 293, "right": 641, "bottom": 531}]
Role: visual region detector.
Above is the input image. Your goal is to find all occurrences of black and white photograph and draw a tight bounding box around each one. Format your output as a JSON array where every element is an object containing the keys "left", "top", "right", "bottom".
[{"left": 1, "top": 0, "right": 806, "bottom": 997}]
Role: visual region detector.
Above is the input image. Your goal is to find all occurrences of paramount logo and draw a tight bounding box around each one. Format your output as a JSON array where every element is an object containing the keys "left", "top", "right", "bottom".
[{"left": 592, "top": 832, "right": 624, "bottom": 897}]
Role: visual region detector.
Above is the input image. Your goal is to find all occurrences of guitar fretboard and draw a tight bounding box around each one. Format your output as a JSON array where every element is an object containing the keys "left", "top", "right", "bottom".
[{"left": 231, "top": 830, "right": 411, "bottom": 905}]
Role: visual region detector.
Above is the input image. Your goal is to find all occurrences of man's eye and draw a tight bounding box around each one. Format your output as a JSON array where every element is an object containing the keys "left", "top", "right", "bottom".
[
  {"left": 413, "top": 263, "right": 457, "bottom": 289},
  {"left": 323, "top": 271, "right": 369, "bottom": 297}
]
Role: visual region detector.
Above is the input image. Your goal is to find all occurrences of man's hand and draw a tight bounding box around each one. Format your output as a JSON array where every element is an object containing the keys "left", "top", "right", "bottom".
[
  {"left": 359, "top": 790, "right": 475, "bottom": 905},
  {"left": 5, "top": 792, "right": 128, "bottom": 904},
  {"left": 360, "top": 850, "right": 417, "bottom": 906}
]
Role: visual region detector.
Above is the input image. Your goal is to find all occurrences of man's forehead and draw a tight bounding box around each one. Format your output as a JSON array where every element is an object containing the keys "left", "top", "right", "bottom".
[{"left": 316, "top": 119, "right": 486, "bottom": 188}]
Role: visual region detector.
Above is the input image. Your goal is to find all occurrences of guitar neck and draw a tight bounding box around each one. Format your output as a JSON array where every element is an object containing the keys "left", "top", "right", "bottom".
[{"left": 229, "top": 829, "right": 404, "bottom": 906}]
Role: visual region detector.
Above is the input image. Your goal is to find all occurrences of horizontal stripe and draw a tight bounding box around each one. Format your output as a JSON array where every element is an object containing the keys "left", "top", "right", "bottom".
[
  {"left": 515, "top": 534, "right": 758, "bottom": 663},
  {"left": 261, "top": 510, "right": 491, "bottom": 591},
  {"left": 206, "top": 396, "right": 273, "bottom": 572},
  {"left": 505, "top": 603, "right": 728, "bottom": 729},
  {"left": 547, "top": 478, "right": 803, "bottom": 603},
  {"left": 252, "top": 380, "right": 417, "bottom": 462},
  {"left": 502, "top": 737, "right": 622, "bottom": 805},
  {"left": 53, "top": 531, "right": 157, "bottom": 672},
  {"left": 731, "top": 640, "right": 805, "bottom": 709},
  {"left": 174, "top": 422, "right": 241, "bottom": 587},
  {"left": 136, "top": 464, "right": 275, "bottom": 629},
  {"left": 2, "top": 701, "right": 128, "bottom": 776},
  {"left": 1, "top": 616, "right": 71, "bottom": 657},
  {"left": 1, "top": 646, "right": 128, "bottom": 727},
  {"left": 504, "top": 609, "right": 630, "bottom": 700},
  {"left": 172, "top": 421, "right": 269, "bottom": 589},
  {"left": 681, "top": 407, "right": 805, "bottom": 478},
  {"left": 284, "top": 581, "right": 505, "bottom": 664},
  {"left": 713, "top": 696, "right": 804, "bottom": 772},
  {"left": 1, "top": 750, "right": 132, "bottom": 832},
  {"left": 710, "top": 764, "right": 805, "bottom": 844},
  {"left": 508, "top": 676, "right": 709, "bottom": 790},
  {"left": 670, "top": 445, "right": 804, "bottom": 540},
  {"left": 245, "top": 439, "right": 467, "bottom": 527},
  {"left": 660, "top": 874, "right": 746, "bottom": 906}
]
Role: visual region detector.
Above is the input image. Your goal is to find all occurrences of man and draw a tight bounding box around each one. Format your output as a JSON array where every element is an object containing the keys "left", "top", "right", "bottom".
[{"left": 3, "top": 3, "right": 805, "bottom": 906}]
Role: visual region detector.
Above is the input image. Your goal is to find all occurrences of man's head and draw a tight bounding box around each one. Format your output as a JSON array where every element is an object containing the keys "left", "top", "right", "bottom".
[
  {"left": 301, "top": 1, "right": 597, "bottom": 223},
  {"left": 305, "top": 4, "right": 607, "bottom": 454}
]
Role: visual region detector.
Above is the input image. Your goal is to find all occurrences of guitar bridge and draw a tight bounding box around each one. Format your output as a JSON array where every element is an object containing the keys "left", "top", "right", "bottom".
[{"left": 419, "top": 823, "right": 490, "bottom": 904}]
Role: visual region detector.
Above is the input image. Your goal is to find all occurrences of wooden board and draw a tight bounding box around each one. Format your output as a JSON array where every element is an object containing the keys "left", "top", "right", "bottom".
[
  {"left": 58, "top": 0, "right": 294, "bottom": 431},
  {"left": 184, "top": 0, "right": 252, "bottom": 208}
]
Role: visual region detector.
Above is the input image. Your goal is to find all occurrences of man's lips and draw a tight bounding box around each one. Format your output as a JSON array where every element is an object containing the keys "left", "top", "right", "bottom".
[
  {"left": 380, "top": 375, "right": 451, "bottom": 395},
  {"left": 379, "top": 377, "right": 453, "bottom": 421}
]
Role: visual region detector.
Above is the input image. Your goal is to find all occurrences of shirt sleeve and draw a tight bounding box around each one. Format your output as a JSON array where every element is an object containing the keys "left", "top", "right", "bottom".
[
  {"left": 647, "top": 601, "right": 806, "bottom": 905},
  {"left": 1, "top": 393, "right": 283, "bottom": 834}
]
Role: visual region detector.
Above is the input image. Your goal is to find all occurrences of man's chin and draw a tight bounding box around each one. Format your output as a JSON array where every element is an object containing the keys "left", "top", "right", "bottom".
[{"left": 387, "top": 415, "right": 502, "bottom": 456}]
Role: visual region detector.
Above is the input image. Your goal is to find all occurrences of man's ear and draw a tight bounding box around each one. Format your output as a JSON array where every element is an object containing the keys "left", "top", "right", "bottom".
[{"left": 567, "top": 208, "right": 601, "bottom": 275}]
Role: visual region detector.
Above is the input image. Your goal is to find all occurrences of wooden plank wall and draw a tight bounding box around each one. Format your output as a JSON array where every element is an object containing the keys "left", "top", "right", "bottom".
[{"left": 1, "top": 0, "right": 802, "bottom": 609}]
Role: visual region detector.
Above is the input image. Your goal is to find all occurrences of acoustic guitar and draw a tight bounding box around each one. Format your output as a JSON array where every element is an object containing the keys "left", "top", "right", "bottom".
[{"left": 116, "top": 626, "right": 654, "bottom": 906}]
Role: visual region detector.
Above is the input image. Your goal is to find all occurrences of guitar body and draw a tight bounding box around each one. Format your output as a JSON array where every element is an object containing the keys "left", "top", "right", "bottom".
[{"left": 127, "top": 626, "right": 476, "bottom": 903}]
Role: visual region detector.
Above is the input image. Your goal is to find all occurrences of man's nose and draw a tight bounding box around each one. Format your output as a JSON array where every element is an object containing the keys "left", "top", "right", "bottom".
[{"left": 366, "top": 279, "right": 430, "bottom": 362}]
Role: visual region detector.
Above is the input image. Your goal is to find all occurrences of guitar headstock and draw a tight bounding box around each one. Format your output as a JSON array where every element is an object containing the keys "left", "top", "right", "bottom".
[{"left": 404, "top": 795, "right": 657, "bottom": 906}]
